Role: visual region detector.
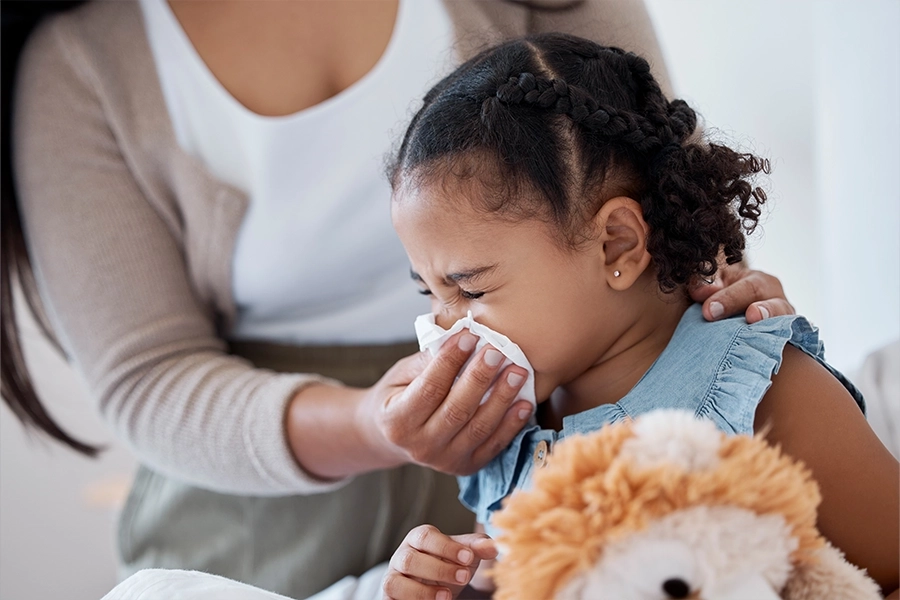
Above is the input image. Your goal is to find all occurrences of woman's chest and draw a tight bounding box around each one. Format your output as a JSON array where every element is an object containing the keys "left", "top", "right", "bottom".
[{"left": 167, "top": 0, "right": 401, "bottom": 116}]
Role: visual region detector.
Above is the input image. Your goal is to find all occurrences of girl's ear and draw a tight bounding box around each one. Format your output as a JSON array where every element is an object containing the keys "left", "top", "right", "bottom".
[{"left": 594, "top": 197, "right": 652, "bottom": 290}]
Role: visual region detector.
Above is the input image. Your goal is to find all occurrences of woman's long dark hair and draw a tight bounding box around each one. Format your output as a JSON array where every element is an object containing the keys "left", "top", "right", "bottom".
[{"left": 1, "top": 0, "right": 98, "bottom": 455}]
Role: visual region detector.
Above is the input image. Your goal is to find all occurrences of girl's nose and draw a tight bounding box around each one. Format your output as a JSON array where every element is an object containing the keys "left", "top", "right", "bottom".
[{"left": 434, "top": 306, "right": 468, "bottom": 330}]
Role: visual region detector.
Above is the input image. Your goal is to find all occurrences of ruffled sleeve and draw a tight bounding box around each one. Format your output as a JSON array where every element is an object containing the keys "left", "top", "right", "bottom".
[{"left": 699, "top": 315, "right": 865, "bottom": 435}]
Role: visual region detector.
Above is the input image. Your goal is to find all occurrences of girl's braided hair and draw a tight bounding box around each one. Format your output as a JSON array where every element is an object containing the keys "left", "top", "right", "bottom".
[{"left": 389, "top": 33, "right": 769, "bottom": 291}]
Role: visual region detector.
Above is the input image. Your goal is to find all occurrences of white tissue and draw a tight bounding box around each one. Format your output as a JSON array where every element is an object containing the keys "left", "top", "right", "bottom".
[{"left": 414, "top": 311, "right": 537, "bottom": 408}]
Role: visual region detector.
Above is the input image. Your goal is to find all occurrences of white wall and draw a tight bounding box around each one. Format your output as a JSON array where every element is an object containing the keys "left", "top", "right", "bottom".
[
  {"left": 2, "top": 3, "right": 898, "bottom": 599},
  {"left": 813, "top": 2, "right": 900, "bottom": 371}
]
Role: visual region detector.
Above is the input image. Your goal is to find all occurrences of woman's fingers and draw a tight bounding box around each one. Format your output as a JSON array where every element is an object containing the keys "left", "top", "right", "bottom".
[
  {"left": 686, "top": 271, "right": 724, "bottom": 304},
  {"left": 695, "top": 267, "right": 793, "bottom": 322},
  {"left": 743, "top": 298, "right": 796, "bottom": 323},
  {"left": 468, "top": 399, "right": 533, "bottom": 472},
  {"left": 384, "top": 350, "right": 432, "bottom": 387},
  {"left": 432, "top": 350, "right": 526, "bottom": 438},
  {"left": 384, "top": 331, "right": 479, "bottom": 433},
  {"left": 424, "top": 345, "right": 506, "bottom": 444},
  {"left": 375, "top": 335, "right": 532, "bottom": 474},
  {"left": 444, "top": 365, "right": 530, "bottom": 473}
]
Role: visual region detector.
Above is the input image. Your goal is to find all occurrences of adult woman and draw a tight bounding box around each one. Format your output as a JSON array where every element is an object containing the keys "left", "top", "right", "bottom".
[{"left": 1, "top": 1, "right": 792, "bottom": 597}]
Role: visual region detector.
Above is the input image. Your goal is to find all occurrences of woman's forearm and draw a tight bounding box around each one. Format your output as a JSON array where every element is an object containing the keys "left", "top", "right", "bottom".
[
  {"left": 287, "top": 336, "right": 533, "bottom": 482},
  {"left": 285, "top": 382, "right": 405, "bottom": 480}
]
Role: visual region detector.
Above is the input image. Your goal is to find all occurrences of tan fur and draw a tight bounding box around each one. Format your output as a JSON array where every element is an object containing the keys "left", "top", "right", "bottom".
[{"left": 490, "top": 420, "right": 824, "bottom": 600}]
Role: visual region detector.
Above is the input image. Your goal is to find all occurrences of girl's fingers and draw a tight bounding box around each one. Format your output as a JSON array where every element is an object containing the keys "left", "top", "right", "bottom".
[
  {"left": 449, "top": 533, "right": 498, "bottom": 561},
  {"left": 382, "top": 528, "right": 496, "bottom": 599},
  {"left": 389, "top": 546, "right": 471, "bottom": 587},
  {"left": 406, "top": 525, "right": 476, "bottom": 566},
  {"left": 382, "top": 570, "right": 452, "bottom": 600}
]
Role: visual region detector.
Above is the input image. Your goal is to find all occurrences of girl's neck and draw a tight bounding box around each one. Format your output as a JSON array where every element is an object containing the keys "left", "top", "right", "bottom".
[{"left": 538, "top": 292, "right": 691, "bottom": 431}]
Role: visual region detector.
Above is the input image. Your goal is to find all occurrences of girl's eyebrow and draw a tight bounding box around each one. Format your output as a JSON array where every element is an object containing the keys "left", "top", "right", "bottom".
[
  {"left": 409, "top": 265, "right": 497, "bottom": 286},
  {"left": 447, "top": 265, "right": 496, "bottom": 284}
]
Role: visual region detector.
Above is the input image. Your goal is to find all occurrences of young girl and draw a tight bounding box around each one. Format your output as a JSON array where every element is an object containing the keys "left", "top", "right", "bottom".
[{"left": 380, "top": 34, "right": 899, "bottom": 600}]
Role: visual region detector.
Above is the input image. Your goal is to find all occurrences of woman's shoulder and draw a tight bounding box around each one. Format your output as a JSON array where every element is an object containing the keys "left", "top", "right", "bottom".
[
  {"left": 21, "top": 1, "right": 148, "bottom": 96},
  {"left": 25, "top": 1, "right": 142, "bottom": 56}
]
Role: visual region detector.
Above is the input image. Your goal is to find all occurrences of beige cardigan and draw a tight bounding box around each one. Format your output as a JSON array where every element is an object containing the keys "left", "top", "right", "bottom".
[{"left": 13, "top": 0, "right": 670, "bottom": 495}]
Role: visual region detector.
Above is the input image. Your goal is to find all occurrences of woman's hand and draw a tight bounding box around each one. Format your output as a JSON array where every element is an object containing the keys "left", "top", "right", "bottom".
[
  {"left": 359, "top": 331, "right": 532, "bottom": 476},
  {"left": 690, "top": 263, "right": 795, "bottom": 323},
  {"left": 382, "top": 525, "right": 498, "bottom": 600},
  {"left": 285, "top": 330, "right": 530, "bottom": 481}
]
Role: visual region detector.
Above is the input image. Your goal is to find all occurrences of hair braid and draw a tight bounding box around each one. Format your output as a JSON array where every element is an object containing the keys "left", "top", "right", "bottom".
[{"left": 490, "top": 73, "right": 664, "bottom": 154}]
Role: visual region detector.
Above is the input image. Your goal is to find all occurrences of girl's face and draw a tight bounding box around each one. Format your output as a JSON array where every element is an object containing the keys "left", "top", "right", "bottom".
[{"left": 392, "top": 180, "right": 617, "bottom": 402}]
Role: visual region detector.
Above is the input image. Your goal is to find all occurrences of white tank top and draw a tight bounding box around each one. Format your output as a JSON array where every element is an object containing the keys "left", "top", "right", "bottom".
[{"left": 139, "top": 0, "right": 456, "bottom": 344}]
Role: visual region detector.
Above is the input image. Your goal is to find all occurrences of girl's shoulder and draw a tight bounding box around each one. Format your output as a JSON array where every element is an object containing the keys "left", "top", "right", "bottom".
[
  {"left": 456, "top": 307, "right": 866, "bottom": 532},
  {"left": 621, "top": 304, "right": 865, "bottom": 435}
]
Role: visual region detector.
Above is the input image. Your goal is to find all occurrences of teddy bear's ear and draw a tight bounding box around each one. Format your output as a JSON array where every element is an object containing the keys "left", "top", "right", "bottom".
[
  {"left": 781, "top": 542, "right": 881, "bottom": 600},
  {"left": 618, "top": 410, "right": 724, "bottom": 473}
]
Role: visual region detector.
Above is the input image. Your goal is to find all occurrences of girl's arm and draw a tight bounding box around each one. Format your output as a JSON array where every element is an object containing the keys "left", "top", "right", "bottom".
[{"left": 756, "top": 344, "right": 899, "bottom": 596}]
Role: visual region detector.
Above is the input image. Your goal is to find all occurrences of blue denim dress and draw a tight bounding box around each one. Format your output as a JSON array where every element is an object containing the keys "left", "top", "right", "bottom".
[{"left": 458, "top": 304, "right": 865, "bottom": 538}]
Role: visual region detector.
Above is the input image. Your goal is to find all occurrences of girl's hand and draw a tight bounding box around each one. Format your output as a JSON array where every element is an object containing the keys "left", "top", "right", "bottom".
[
  {"left": 689, "top": 263, "right": 794, "bottom": 323},
  {"left": 358, "top": 331, "right": 532, "bottom": 476},
  {"left": 382, "top": 525, "right": 498, "bottom": 600}
]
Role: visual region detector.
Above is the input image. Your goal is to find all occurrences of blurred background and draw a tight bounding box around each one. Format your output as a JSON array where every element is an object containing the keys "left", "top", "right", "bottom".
[{"left": 2, "top": 1, "right": 897, "bottom": 599}]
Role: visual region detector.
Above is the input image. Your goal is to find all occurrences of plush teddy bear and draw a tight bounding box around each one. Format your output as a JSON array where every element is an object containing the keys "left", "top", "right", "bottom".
[{"left": 489, "top": 410, "right": 881, "bottom": 600}]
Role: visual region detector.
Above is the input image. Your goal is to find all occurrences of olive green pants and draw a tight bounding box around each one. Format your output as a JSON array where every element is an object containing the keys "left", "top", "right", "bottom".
[{"left": 117, "top": 341, "right": 474, "bottom": 599}]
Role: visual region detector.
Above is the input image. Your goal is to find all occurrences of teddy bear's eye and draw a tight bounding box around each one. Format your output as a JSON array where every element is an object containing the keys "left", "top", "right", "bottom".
[{"left": 662, "top": 577, "right": 691, "bottom": 599}]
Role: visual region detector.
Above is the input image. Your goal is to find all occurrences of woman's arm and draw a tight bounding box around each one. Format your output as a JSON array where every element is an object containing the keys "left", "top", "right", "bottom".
[
  {"left": 14, "top": 14, "right": 337, "bottom": 496},
  {"left": 756, "top": 344, "right": 899, "bottom": 595},
  {"left": 528, "top": 0, "right": 674, "bottom": 97},
  {"left": 287, "top": 334, "right": 532, "bottom": 480}
]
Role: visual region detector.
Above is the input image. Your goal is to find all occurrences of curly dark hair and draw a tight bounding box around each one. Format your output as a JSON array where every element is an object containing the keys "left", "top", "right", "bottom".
[{"left": 389, "top": 33, "right": 769, "bottom": 292}]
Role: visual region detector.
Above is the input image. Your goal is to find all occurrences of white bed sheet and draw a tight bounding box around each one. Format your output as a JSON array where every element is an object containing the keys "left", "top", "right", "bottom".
[{"left": 102, "top": 562, "right": 388, "bottom": 600}]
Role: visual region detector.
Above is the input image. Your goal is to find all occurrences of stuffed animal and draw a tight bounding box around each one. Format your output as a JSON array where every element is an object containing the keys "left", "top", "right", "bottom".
[{"left": 489, "top": 410, "right": 881, "bottom": 600}]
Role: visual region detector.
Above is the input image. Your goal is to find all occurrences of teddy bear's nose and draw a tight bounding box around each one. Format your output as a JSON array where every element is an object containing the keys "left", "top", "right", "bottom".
[{"left": 662, "top": 578, "right": 691, "bottom": 599}]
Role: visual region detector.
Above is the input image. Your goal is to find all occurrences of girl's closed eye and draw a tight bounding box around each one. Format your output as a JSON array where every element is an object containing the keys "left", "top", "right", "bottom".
[
  {"left": 410, "top": 267, "right": 494, "bottom": 303},
  {"left": 419, "top": 288, "right": 487, "bottom": 300},
  {"left": 418, "top": 287, "right": 485, "bottom": 300}
]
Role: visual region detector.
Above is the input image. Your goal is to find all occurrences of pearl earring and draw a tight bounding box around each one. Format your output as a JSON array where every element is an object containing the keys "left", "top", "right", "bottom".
[{"left": 614, "top": 270, "right": 621, "bottom": 277}]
